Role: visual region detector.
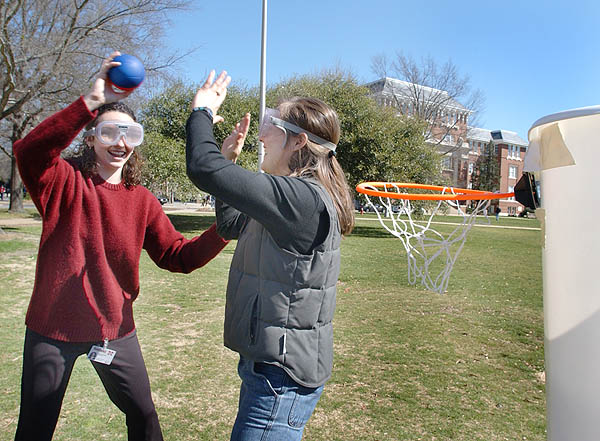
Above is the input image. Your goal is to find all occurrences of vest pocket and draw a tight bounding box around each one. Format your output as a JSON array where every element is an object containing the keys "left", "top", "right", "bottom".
[{"left": 225, "top": 287, "right": 260, "bottom": 352}]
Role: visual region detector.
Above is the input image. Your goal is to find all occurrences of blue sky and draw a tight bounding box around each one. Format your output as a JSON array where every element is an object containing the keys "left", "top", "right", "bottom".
[{"left": 164, "top": 0, "right": 599, "bottom": 142}]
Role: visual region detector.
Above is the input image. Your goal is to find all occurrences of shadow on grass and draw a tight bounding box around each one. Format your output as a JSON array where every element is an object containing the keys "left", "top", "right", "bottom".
[
  {"left": 167, "top": 214, "right": 216, "bottom": 234},
  {"left": 350, "top": 225, "right": 392, "bottom": 239},
  {"left": 1, "top": 226, "right": 20, "bottom": 233}
]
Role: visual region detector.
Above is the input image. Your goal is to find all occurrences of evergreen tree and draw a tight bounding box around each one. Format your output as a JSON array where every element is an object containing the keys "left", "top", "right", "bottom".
[{"left": 471, "top": 140, "right": 500, "bottom": 192}]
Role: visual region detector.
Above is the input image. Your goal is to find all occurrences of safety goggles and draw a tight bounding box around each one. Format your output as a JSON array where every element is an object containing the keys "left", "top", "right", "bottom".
[
  {"left": 259, "top": 108, "right": 337, "bottom": 153},
  {"left": 83, "top": 121, "right": 144, "bottom": 147}
]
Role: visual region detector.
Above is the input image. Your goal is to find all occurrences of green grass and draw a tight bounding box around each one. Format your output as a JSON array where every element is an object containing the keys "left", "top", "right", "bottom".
[
  {"left": 0, "top": 207, "right": 40, "bottom": 220},
  {"left": 0, "top": 212, "right": 544, "bottom": 440}
]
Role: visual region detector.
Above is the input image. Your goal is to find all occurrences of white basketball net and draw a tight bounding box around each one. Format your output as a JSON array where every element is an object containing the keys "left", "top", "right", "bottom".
[{"left": 360, "top": 184, "right": 492, "bottom": 294}]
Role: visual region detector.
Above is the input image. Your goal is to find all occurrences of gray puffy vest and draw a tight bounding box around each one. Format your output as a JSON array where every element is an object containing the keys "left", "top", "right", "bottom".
[{"left": 223, "top": 181, "right": 341, "bottom": 387}]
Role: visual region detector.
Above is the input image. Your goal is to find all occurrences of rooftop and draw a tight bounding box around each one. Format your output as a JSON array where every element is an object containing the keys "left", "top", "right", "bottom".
[
  {"left": 365, "top": 77, "right": 471, "bottom": 113},
  {"left": 468, "top": 127, "right": 528, "bottom": 146}
]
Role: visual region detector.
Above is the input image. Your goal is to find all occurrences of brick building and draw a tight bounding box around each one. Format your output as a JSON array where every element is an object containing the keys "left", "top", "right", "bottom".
[
  {"left": 366, "top": 77, "right": 528, "bottom": 215},
  {"left": 466, "top": 128, "right": 528, "bottom": 215}
]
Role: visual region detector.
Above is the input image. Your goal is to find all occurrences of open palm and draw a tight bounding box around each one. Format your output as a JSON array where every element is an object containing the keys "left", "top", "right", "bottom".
[{"left": 221, "top": 113, "right": 251, "bottom": 162}]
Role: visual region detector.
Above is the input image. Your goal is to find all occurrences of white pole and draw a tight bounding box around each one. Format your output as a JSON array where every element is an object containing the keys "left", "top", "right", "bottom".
[{"left": 258, "top": 0, "right": 267, "bottom": 172}]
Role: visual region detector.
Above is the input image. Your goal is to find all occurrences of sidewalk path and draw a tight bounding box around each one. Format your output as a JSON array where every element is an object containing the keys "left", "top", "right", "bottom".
[
  {"left": 1, "top": 202, "right": 214, "bottom": 228},
  {"left": 0, "top": 217, "right": 42, "bottom": 227}
]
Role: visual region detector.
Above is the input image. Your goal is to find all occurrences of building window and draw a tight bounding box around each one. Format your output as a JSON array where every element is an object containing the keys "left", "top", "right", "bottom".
[
  {"left": 468, "top": 162, "right": 474, "bottom": 174},
  {"left": 508, "top": 185, "right": 515, "bottom": 201},
  {"left": 509, "top": 165, "right": 517, "bottom": 179},
  {"left": 508, "top": 144, "right": 521, "bottom": 159},
  {"left": 441, "top": 156, "right": 451, "bottom": 170}
]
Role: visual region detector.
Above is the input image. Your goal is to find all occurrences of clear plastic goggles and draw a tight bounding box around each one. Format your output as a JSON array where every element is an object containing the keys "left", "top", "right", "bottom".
[
  {"left": 83, "top": 121, "right": 144, "bottom": 147},
  {"left": 259, "top": 108, "right": 337, "bottom": 153}
]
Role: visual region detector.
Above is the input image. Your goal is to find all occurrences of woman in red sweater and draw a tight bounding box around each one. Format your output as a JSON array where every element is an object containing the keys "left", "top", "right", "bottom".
[{"left": 12, "top": 53, "right": 228, "bottom": 441}]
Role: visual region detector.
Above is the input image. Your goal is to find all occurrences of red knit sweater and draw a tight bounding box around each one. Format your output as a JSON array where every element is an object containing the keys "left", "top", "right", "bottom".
[{"left": 13, "top": 97, "right": 228, "bottom": 342}]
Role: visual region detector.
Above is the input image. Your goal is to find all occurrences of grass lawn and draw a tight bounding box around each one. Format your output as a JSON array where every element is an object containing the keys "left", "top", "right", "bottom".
[{"left": 0, "top": 210, "right": 544, "bottom": 440}]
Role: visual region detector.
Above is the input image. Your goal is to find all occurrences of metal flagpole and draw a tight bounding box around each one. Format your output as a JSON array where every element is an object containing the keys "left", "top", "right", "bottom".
[{"left": 258, "top": 0, "right": 267, "bottom": 172}]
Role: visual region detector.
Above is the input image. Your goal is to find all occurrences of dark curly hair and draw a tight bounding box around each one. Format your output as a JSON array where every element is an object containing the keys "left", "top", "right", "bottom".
[{"left": 67, "top": 102, "right": 143, "bottom": 188}]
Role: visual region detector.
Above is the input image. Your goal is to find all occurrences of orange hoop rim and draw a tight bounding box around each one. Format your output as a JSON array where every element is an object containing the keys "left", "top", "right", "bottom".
[{"left": 356, "top": 182, "right": 515, "bottom": 201}]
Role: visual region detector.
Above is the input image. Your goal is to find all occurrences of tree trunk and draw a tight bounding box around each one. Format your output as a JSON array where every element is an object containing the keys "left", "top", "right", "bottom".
[{"left": 8, "top": 155, "right": 23, "bottom": 213}]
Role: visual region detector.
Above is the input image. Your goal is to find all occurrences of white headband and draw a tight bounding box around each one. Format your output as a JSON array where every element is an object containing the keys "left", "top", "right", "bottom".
[{"left": 269, "top": 116, "right": 337, "bottom": 153}]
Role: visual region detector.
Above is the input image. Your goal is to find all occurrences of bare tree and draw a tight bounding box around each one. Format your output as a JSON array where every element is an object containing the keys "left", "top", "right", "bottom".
[
  {"left": 0, "top": 0, "right": 193, "bottom": 212},
  {"left": 370, "top": 52, "right": 485, "bottom": 157}
]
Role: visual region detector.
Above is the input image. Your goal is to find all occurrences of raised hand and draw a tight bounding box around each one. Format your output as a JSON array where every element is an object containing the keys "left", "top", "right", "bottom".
[
  {"left": 83, "top": 52, "right": 134, "bottom": 111},
  {"left": 221, "top": 113, "right": 251, "bottom": 163},
  {"left": 190, "top": 70, "right": 231, "bottom": 123}
]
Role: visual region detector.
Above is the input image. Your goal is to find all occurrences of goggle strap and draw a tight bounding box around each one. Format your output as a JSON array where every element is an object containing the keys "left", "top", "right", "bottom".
[{"left": 270, "top": 117, "right": 337, "bottom": 152}]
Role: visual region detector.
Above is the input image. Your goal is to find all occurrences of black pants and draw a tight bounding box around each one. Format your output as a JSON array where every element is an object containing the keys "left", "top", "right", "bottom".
[{"left": 15, "top": 328, "right": 163, "bottom": 441}]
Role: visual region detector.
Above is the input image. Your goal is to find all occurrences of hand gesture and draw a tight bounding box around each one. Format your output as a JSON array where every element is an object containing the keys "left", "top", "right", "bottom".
[
  {"left": 221, "top": 113, "right": 251, "bottom": 162},
  {"left": 191, "top": 70, "right": 231, "bottom": 123},
  {"left": 83, "top": 52, "right": 134, "bottom": 111}
]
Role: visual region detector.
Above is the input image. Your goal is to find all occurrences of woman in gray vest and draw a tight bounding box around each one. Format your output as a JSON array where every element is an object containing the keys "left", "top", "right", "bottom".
[{"left": 185, "top": 70, "right": 355, "bottom": 441}]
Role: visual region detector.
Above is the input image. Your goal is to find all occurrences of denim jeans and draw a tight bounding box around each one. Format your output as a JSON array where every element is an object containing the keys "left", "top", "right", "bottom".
[{"left": 230, "top": 356, "right": 324, "bottom": 441}]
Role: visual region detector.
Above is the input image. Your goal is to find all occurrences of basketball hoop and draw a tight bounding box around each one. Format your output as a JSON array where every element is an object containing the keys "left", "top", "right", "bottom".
[{"left": 356, "top": 182, "right": 515, "bottom": 294}]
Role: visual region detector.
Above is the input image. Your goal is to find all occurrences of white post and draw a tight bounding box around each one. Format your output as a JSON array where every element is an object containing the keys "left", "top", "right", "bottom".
[
  {"left": 526, "top": 106, "right": 600, "bottom": 441},
  {"left": 257, "top": 0, "right": 267, "bottom": 172}
]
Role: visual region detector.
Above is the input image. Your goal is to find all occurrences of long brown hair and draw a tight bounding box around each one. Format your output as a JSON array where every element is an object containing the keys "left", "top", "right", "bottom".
[
  {"left": 279, "top": 97, "right": 354, "bottom": 235},
  {"left": 68, "top": 102, "right": 143, "bottom": 188}
]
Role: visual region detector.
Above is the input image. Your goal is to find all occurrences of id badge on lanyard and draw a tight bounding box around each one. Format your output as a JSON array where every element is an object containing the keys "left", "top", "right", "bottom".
[{"left": 87, "top": 338, "right": 116, "bottom": 365}]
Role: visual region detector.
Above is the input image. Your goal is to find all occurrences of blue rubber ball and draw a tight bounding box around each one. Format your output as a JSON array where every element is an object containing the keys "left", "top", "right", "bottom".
[{"left": 108, "top": 54, "right": 145, "bottom": 90}]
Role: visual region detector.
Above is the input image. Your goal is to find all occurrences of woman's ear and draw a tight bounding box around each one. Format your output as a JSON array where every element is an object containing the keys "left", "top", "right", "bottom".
[
  {"left": 84, "top": 136, "right": 94, "bottom": 148},
  {"left": 292, "top": 132, "right": 308, "bottom": 151}
]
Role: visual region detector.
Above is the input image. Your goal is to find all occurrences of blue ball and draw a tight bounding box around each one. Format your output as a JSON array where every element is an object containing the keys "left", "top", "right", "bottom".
[{"left": 108, "top": 54, "right": 145, "bottom": 91}]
